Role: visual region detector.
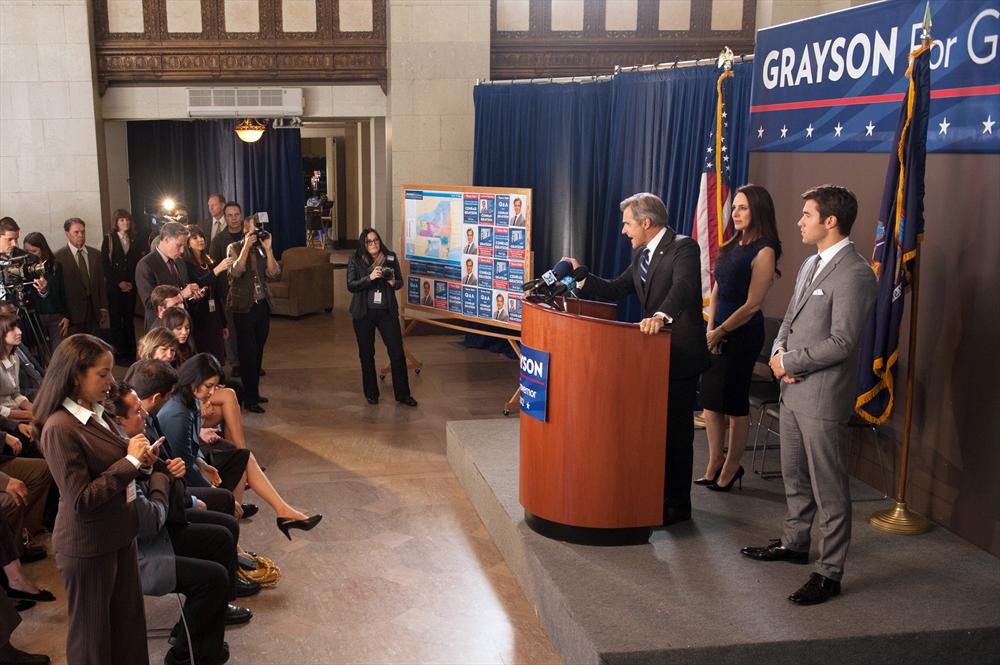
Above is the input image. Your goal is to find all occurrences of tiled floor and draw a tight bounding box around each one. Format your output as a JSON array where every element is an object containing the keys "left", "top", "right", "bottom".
[{"left": 15, "top": 313, "right": 559, "bottom": 664}]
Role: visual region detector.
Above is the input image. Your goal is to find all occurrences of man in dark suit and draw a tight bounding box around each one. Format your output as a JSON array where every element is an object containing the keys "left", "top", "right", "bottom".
[
  {"left": 742, "top": 185, "right": 877, "bottom": 606},
  {"left": 54, "top": 218, "right": 108, "bottom": 335},
  {"left": 135, "top": 222, "right": 203, "bottom": 330},
  {"left": 566, "top": 192, "right": 710, "bottom": 526},
  {"left": 200, "top": 193, "right": 227, "bottom": 244}
]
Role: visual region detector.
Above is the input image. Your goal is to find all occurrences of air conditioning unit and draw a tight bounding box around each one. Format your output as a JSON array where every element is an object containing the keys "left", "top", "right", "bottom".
[{"left": 187, "top": 87, "right": 304, "bottom": 118}]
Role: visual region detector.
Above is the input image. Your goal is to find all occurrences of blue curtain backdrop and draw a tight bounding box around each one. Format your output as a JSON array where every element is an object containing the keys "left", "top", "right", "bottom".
[
  {"left": 126, "top": 120, "right": 304, "bottom": 256},
  {"left": 472, "top": 62, "right": 753, "bottom": 322}
]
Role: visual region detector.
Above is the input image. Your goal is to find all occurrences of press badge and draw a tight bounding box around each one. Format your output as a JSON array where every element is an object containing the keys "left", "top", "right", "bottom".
[
  {"left": 126, "top": 480, "right": 137, "bottom": 503},
  {"left": 373, "top": 290, "right": 383, "bottom": 305},
  {"left": 253, "top": 278, "right": 266, "bottom": 301},
  {"left": 208, "top": 299, "right": 216, "bottom": 312}
]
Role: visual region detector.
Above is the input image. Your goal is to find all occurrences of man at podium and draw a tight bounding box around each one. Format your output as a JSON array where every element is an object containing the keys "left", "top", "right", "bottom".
[{"left": 565, "top": 193, "right": 709, "bottom": 525}]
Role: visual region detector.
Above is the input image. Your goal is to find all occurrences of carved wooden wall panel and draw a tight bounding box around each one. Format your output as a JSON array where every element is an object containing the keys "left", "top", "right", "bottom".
[
  {"left": 93, "top": 0, "right": 387, "bottom": 92},
  {"left": 491, "top": 0, "right": 756, "bottom": 80}
]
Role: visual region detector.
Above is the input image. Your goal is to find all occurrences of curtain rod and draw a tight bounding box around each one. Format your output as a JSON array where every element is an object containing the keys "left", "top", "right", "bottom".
[
  {"left": 617, "top": 53, "right": 754, "bottom": 73},
  {"left": 478, "top": 53, "right": 753, "bottom": 86}
]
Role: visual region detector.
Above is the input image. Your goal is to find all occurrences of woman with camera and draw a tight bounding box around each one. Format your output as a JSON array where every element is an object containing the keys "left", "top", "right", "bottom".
[
  {"left": 225, "top": 216, "right": 278, "bottom": 414},
  {"left": 347, "top": 228, "right": 417, "bottom": 407},
  {"left": 22, "top": 232, "right": 71, "bottom": 351}
]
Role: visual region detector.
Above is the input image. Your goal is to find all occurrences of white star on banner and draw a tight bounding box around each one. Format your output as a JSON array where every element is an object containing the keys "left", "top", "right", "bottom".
[
  {"left": 707, "top": 146, "right": 713, "bottom": 154},
  {"left": 938, "top": 117, "right": 950, "bottom": 135},
  {"left": 757, "top": 126, "right": 764, "bottom": 138},
  {"left": 806, "top": 124, "right": 815, "bottom": 138},
  {"left": 780, "top": 125, "right": 788, "bottom": 138},
  {"left": 865, "top": 121, "right": 876, "bottom": 136},
  {"left": 984, "top": 115, "right": 996, "bottom": 134},
  {"left": 834, "top": 122, "right": 844, "bottom": 137}
]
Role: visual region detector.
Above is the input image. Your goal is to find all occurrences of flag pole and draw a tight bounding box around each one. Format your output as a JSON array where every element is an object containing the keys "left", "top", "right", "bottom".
[{"left": 869, "top": 2, "right": 932, "bottom": 535}]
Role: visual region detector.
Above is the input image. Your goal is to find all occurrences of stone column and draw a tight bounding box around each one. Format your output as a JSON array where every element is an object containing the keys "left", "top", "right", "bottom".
[
  {"left": 387, "top": 0, "right": 490, "bottom": 246},
  {"left": 0, "top": 0, "right": 104, "bottom": 244}
]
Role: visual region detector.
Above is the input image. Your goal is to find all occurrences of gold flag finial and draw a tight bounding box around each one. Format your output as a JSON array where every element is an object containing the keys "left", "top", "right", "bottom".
[
  {"left": 921, "top": 2, "right": 932, "bottom": 45},
  {"left": 717, "top": 46, "right": 734, "bottom": 72}
]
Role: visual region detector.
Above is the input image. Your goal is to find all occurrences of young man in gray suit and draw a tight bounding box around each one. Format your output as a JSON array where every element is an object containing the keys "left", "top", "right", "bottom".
[{"left": 742, "top": 185, "right": 877, "bottom": 605}]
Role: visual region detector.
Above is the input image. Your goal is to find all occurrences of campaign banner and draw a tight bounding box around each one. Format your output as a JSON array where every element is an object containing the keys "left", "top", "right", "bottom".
[
  {"left": 750, "top": 0, "right": 999, "bottom": 153},
  {"left": 407, "top": 276, "right": 421, "bottom": 305},
  {"left": 508, "top": 294, "right": 523, "bottom": 324},
  {"left": 519, "top": 345, "right": 549, "bottom": 423},
  {"left": 462, "top": 286, "right": 478, "bottom": 316},
  {"left": 477, "top": 288, "right": 493, "bottom": 319},
  {"left": 447, "top": 283, "right": 463, "bottom": 313},
  {"left": 478, "top": 226, "right": 494, "bottom": 257},
  {"left": 478, "top": 195, "right": 495, "bottom": 224},
  {"left": 494, "top": 227, "right": 510, "bottom": 260},
  {"left": 493, "top": 260, "right": 509, "bottom": 290},
  {"left": 509, "top": 227, "right": 527, "bottom": 259}
]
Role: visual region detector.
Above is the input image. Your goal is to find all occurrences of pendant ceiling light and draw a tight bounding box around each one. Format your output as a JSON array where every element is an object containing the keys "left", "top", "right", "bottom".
[{"left": 235, "top": 118, "right": 266, "bottom": 143}]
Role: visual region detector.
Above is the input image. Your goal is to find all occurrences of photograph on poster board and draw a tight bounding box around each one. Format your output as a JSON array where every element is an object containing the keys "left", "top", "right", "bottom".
[{"left": 404, "top": 185, "right": 531, "bottom": 331}]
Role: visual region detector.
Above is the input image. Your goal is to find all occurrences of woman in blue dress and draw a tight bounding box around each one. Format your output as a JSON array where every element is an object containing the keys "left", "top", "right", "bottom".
[{"left": 697, "top": 184, "right": 782, "bottom": 492}]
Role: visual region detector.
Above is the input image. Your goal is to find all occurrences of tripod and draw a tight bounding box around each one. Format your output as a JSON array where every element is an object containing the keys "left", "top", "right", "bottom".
[{"left": 2, "top": 282, "right": 51, "bottom": 370}]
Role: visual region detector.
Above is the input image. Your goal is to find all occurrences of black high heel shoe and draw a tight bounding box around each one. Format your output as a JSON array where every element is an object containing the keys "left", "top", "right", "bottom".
[
  {"left": 276, "top": 514, "right": 323, "bottom": 540},
  {"left": 708, "top": 466, "right": 744, "bottom": 492},
  {"left": 693, "top": 467, "right": 723, "bottom": 486}
]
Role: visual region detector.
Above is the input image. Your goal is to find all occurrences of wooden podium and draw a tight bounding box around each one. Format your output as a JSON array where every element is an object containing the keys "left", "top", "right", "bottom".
[{"left": 519, "top": 299, "right": 670, "bottom": 545}]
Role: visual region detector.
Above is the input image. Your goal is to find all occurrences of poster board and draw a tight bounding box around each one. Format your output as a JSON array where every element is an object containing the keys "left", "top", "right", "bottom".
[{"left": 401, "top": 184, "right": 532, "bottom": 332}]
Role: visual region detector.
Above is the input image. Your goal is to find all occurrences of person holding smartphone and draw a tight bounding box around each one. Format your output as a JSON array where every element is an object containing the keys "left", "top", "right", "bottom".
[{"left": 346, "top": 228, "right": 417, "bottom": 407}]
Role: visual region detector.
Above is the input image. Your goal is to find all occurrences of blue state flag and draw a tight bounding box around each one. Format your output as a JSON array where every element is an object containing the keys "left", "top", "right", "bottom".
[{"left": 855, "top": 40, "right": 930, "bottom": 425}]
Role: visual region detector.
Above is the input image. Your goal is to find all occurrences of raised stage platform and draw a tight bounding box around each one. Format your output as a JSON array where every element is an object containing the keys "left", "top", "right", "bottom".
[{"left": 447, "top": 419, "right": 1000, "bottom": 665}]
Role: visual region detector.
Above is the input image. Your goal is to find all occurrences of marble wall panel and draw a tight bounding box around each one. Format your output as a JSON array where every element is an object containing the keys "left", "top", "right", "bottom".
[
  {"left": 340, "top": 0, "right": 374, "bottom": 32},
  {"left": 225, "top": 0, "right": 260, "bottom": 32},
  {"left": 107, "top": 0, "right": 144, "bottom": 33},
  {"left": 167, "top": 0, "right": 203, "bottom": 32},
  {"left": 551, "top": 0, "right": 583, "bottom": 32},
  {"left": 605, "top": 0, "right": 637, "bottom": 31},
  {"left": 496, "top": 0, "right": 529, "bottom": 31},
  {"left": 283, "top": 0, "right": 317, "bottom": 32},
  {"left": 711, "top": 0, "right": 743, "bottom": 31},
  {"left": 658, "top": 0, "right": 691, "bottom": 30}
]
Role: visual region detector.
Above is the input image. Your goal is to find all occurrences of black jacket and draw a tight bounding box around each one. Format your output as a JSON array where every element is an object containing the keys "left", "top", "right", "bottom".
[
  {"left": 347, "top": 251, "right": 404, "bottom": 319},
  {"left": 101, "top": 232, "right": 140, "bottom": 287}
]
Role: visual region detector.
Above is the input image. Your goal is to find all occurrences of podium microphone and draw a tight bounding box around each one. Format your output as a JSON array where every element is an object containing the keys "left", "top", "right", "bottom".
[
  {"left": 522, "top": 260, "right": 574, "bottom": 294},
  {"left": 549, "top": 266, "right": 589, "bottom": 298}
]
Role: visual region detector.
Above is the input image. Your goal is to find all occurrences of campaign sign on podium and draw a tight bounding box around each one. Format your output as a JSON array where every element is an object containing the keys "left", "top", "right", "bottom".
[{"left": 519, "top": 346, "right": 549, "bottom": 423}]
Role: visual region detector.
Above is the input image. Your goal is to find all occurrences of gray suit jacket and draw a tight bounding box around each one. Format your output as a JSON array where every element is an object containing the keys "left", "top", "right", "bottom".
[{"left": 772, "top": 242, "right": 877, "bottom": 421}]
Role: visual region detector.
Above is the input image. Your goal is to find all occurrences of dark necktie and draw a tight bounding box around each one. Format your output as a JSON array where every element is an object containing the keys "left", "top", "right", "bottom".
[
  {"left": 639, "top": 248, "right": 650, "bottom": 284},
  {"left": 167, "top": 259, "right": 180, "bottom": 284},
  {"left": 798, "top": 256, "right": 821, "bottom": 304},
  {"left": 76, "top": 249, "right": 90, "bottom": 296}
]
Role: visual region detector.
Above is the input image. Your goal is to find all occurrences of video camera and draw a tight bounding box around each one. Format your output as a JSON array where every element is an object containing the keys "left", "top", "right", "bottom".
[{"left": 0, "top": 254, "right": 46, "bottom": 305}]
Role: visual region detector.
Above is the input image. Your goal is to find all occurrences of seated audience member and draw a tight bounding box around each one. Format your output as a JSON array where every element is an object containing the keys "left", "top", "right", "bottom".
[
  {"left": 0, "top": 583, "right": 50, "bottom": 664},
  {"left": 0, "top": 509, "right": 53, "bottom": 606},
  {"left": 158, "top": 354, "right": 322, "bottom": 539},
  {"left": 53, "top": 218, "right": 109, "bottom": 335},
  {"left": 137, "top": 327, "right": 180, "bottom": 367},
  {"left": 0, "top": 437, "right": 51, "bottom": 562},
  {"left": 0, "top": 316, "right": 33, "bottom": 423},
  {"left": 34, "top": 334, "right": 154, "bottom": 665},
  {"left": 185, "top": 226, "right": 232, "bottom": 365},
  {"left": 149, "top": 284, "right": 185, "bottom": 331},
  {"left": 106, "top": 385, "right": 254, "bottom": 633},
  {"left": 22, "top": 232, "right": 71, "bottom": 352},
  {"left": 0, "top": 304, "right": 43, "bottom": 404},
  {"left": 161, "top": 307, "right": 196, "bottom": 364}
]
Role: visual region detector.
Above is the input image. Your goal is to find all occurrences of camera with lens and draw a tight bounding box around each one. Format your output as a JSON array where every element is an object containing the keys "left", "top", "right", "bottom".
[{"left": 0, "top": 255, "right": 46, "bottom": 287}]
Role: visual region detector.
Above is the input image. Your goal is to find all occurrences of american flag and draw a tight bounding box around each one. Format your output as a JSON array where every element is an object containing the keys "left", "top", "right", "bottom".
[{"left": 691, "top": 69, "right": 735, "bottom": 308}]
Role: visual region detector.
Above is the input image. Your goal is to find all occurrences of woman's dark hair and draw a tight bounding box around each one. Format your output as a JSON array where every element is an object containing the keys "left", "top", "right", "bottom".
[
  {"left": 354, "top": 227, "right": 389, "bottom": 266},
  {"left": 162, "top": 307, "right": 196, "bottom": 363},
  {"left": 175, "top": 353, "right": 224, "bottom": 409},
  {"left": 719, "top": 184, "right": 783, "bottom": 275},
  {"left": 185, "top": 225, "right": 213, "bottom": 267},
  {"left": 32, "top": 334, "right": 114, "bottom": 438},
  {"left": 111, "top": 209, "right": 134, "bottom": 235},
  {"left": 22, "top": 232, "right": 55, "bottom": 263},
  {"left": 0, "top": 314, "right": 20, "bottom": 359},
  {"left": 105, "top": 381, "right": 135, "bottom": 419}
]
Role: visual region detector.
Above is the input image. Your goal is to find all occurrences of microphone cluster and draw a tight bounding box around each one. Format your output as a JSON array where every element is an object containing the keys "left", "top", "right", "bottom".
[{"left": 523, "top": 260, "right": 589, "bottom": 303}]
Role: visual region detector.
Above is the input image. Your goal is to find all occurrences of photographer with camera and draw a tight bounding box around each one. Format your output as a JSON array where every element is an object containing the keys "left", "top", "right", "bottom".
[
  {"left": 0, "top": 220, "right": 52, "bottom": 363},
  {"left": 225, "top": 215, "right": 278, "bottom": 413},
  {"left": 346, "top": 228, "right": 417, "bottom": 407}
]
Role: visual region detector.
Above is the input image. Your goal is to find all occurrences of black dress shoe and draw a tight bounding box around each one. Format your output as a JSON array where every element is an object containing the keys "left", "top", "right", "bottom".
[
  {"left": 741, "top": 539, "right": 809, "bottom": 564},
  {"left": 165, "top": 642, "right": 229, "bottom": 665},
  {"left": 789, "top": 572, "right": 841, "bottom": 605},
  {"left": 259, "top": 368, "right": 266, "bottom": 376},
  {"left": 693, "top": 467, "right": 722, "bottom": 486},
  {"left": 366, "top": 396, "right": 379, "bottom": 405},
  {"left": 660, "top": 506, "right": 692, "bottom": 526},
  {"left": 397, "top": 396, "right": 418, "bottom": 407},
  {"left": 5, "top": 587, "right": 55, "bottom": 602},
  {"left": 257, "top": 396, "right": 269, "bottom": 403},
  {"left": 225, "top": 603, "right": 253, "bottom": 625},
  {"left": 245, "top": 403, "right": 265, "bottom": 414},
  {"left": 235, "top": 576, "right": 261, "bottom": 598},
  {"left": 239, "top": 503, "right": 259, "bottom": 519},
  {"left": 0, "top": 642, "right": 50, "bottom": 664},
  {"left": 18, "top": 546, "right": 46, "bottom": 564},
  {"left": 13, "top": 599, "right": 35, "bottom": 612}
]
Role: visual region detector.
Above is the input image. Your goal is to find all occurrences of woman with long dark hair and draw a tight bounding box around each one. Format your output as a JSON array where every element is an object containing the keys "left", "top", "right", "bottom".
[
  {"left": 22, "top": 232, "right": 70, "bottom": 350},
  {"left": 346, "top": 227, "right": 417, "bottom": 406},
  {"left": 184, "top": 225, "right": 232, "bottom": 365},
  {"left": 33, "top": 334, "right": 155, "bottom": 665},
  {"left": 157, "top": 353, "right": 321, "bottom": 539},
  {"left": 697, "top": 184, "right": 782, "bottom": 492},
  {"left": 101, "top": 209, "right": 141, "bottom": 363}
]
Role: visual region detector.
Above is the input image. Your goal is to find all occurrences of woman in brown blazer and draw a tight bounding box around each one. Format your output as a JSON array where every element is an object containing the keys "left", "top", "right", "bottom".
[{"left": 33, "top": 335, "right": 155, "bottom": 665}]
